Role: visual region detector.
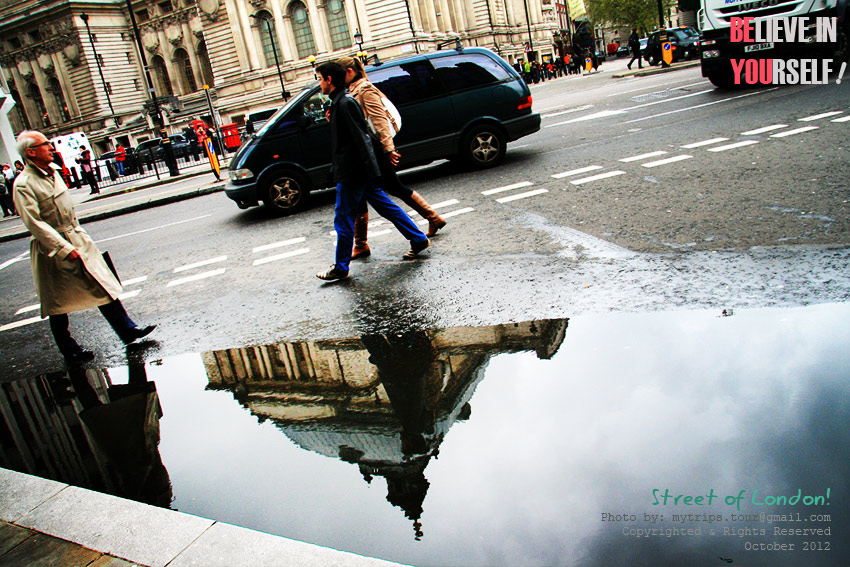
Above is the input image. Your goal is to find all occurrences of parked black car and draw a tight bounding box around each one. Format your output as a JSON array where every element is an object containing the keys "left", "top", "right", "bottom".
[
  {"left": 167, "top": 134, "right": 190, "bottom": 159},
  {"left": 135, "top": 138, "right": 163, "bottom": 165},
  {"left": 97, "top": 147, "right": 139, "bottom": 177},
  {"left": 644, "top": 27, "right": 700, "bottom": 66},
  {"left": 226, "top": 47, "right": 541, "bottom": 215}
]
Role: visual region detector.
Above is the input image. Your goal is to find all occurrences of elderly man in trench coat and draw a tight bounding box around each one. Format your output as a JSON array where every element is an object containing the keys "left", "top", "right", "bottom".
[{"left": 13, "top": 130, "right": 156, "bottom": 363}]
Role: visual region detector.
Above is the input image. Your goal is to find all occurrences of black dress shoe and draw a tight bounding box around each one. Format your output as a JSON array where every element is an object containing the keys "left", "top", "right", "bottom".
[
  {"left": 64, "top": 350, "right": 95, "bottom": 364},
  {"left": 121, "top": 324, "right": 157, "bottom": 344}
]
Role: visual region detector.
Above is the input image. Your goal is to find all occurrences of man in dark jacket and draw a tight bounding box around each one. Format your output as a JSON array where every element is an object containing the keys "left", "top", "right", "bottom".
[
  {"left": 628, "top": 29, "right": 643, "bottom": 70},
  {"left": 315, "top": 61, "right": 429, "bottom": 282}
]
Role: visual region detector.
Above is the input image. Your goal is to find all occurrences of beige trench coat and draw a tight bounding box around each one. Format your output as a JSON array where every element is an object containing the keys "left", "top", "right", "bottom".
[{"left": 13, "top": 164, "right": 122, "bottom": 317}]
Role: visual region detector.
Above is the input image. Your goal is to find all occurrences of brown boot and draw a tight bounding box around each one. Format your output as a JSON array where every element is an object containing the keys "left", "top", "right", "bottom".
[
  {"left": 351, "top": 212, "right": 371, "bottom": 259},
  {"left": 403, "top": 191, "right": 446, "bottom": 237}
]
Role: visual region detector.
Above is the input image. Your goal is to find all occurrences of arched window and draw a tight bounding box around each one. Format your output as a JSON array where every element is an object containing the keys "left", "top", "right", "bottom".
[
  {"left": 174, "top": 48, "right": 197, "bottom": 93},
  {"left": 198, "top": 41, "right": 215, "bottom": 87},
  {"left": 47, "top": 77, "right": 71, "bottom": 122},
  {"left": 9, "top": 85, "right": 30, "bottom": 130},
  {"left": 152, "top": 55, "right": 173, "bottom": 96},
  {"left": 289, "top": 1, "right": 316, "bottom": 59},
  {"left": 326, "top": 0, "right": 351, "bottom": 51},
  {"left": 256, "top": 11, "right": 278, "bottom": 67},
  {"left": 26, "top": 82, "right": 49, "bottom": 127}
]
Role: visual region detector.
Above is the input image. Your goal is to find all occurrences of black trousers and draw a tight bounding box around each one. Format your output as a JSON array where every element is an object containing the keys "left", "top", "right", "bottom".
[{"left": 49, "top": 300, "right": 137, "bottom": 355}]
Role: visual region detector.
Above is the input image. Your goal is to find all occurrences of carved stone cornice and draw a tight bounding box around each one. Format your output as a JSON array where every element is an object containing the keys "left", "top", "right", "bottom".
[{"left": 248, "top": 0, "right": 267, "bottom": 9}]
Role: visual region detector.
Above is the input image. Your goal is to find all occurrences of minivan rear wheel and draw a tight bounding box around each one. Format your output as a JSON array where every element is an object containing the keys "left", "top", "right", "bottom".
[
  {"left": 462, "top": 125, "right": 506, "bottom": 168},
  {"left": 261, "top": 169, "right": 309, "bottom": 215}
]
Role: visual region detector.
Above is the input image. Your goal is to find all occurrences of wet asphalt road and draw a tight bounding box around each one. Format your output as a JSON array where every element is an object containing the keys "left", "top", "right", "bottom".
[{"left": 1, "top": 60, "right": 849, "bottom": 379}]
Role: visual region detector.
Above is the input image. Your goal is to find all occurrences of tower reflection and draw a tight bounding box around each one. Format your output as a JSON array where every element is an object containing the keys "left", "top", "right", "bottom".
[{"left": 203, "top": 318, "right": 568, "bottom": 538}]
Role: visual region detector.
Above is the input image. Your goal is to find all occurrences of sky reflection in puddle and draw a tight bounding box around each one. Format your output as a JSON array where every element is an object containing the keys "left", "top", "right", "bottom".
[{"left": 2, "top": 305, "right": 848, "bottom": 567}]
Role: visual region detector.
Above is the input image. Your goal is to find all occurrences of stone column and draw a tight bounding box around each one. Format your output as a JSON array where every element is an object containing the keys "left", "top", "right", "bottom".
[
  {"left": 270, "top": 3, "right": 295, "bottom": 62},
  {"left": 306, "top": 0, "right": 330, "bottom": 55}
]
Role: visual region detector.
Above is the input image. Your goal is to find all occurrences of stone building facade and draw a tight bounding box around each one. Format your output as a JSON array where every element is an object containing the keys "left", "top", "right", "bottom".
[{"left": 0, "top": 0, "right": 558, "bottom": 155}]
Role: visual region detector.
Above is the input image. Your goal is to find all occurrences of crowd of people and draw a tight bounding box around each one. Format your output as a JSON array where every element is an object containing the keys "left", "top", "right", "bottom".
[{"left": 513, "top": 49, "right": 602, "bottom": 83}]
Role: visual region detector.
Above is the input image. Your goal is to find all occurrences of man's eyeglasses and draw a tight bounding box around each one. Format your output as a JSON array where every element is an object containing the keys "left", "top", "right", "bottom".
[{"left": 30, "top": 141, "right": 52, "bottom": 149}]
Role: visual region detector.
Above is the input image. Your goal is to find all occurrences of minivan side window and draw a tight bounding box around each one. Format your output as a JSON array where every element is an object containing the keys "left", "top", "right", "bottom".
[
  {"left": 370, "top": 61, "right": 444, "bottom": 106},
  {"left": 301, "top": 90, "right": 329, "bottom": 124},
  {"left": 430, "top": 54, "right": 512, "bottom": 92}
]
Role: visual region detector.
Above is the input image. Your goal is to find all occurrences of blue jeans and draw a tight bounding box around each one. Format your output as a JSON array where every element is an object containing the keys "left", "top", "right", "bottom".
[{"left": 334, "top": 181, "right": 427, "bottom": 273}]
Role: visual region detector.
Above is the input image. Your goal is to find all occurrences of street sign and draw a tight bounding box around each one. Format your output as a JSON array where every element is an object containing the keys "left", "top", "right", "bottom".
[{"left": 662, "top": 41, "right": 673, "bottom": 65}]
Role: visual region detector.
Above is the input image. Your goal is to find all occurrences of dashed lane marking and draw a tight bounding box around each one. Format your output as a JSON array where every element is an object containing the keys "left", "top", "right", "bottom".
[
  {"left": 166, "top": 268, "right": 227, "bottom": 287},
  {"left": 482, "top": 181, "right": 533, "bottom": 195},
  {"left": 440, "top": 207, "right": 475, "bottom": 218},
  {"left": 624, "top": 89, "right": 774, "bottom": 124},
  {"left": 641, "top": 155, "right": 693, "bottom": 167},
  {"left": 741, "top": 124, "right": 787, "bottom": 135},
  {"left": 798, "top": 111, "right": 844, "bottom": 121},
  {"left": 770, "top": 126, "right": 819, "bottom": 138},
  {"left": 831, "top": 115, "right": 850, "bottom": 123},
  {"left": 551, "top": 166, "right": 603, "bottom": 179},
  {"left": 253, "top": 248, "right": 310, "bottom": 266},
  {"left": 571, "top": 171, "right": 626, "bottom": 185},
  {"left": 94, "top": 215, "right": 211, "bottom": 245},
  {"left": 122, "top": 276, "right": 149, "bottom": 286},
  {"left": 0, "top": 316, "right": 44, "bottom": 333},
  {"left": 496, "top": 189, "right": 549, "bottom": 203},
  {"left": 707, "top": 140, "right": 760, "bottom": 152},
  {"left": 619, "top": 151, "right": 667, "bottom": 162},
  {"left": 681, "top": 138, "right": 728, "bottom": 149},
  {"left": 14, "top": 304, "right": 39, "bottom": 316},
  {"left": 118, "top": 289, "right": 142, "bottom": 300},
  {"left": 253, "top": 237, "right": 307, "bottom": 254},
  {"left": 173, "top": 255, "right": 227, "bottom": 273}
]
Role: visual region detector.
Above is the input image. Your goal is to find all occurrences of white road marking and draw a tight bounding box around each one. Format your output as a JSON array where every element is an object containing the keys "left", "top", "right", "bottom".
[
  {"left": 482, "top": 181, "right": 534, "bottom": 195},
  {"left": 707, "top": 140, "right": 760, "bottom": 152},
  {"left": 625, "top": 89, "right": 774, "bottom": 124},
  {"left": 441, "top": 207, "right": 475, "bottom": 218},
  {"left": 770, "top": 126, "right": 819, "bottom": 138},
  {"left": 496, "top": 189, "right": 549, "bottom": 203},
  {"left": 367, "top": 229, "right": 393, "bottom": 238},
  {"left": 173, "top": 255, "right": 227, "bottom": 273},
  {"left": 166, "top": 268, "right": 227, "bottom": 287},
  {"left": 15, "top": 304, "right": 40, "bottom": 315},
  {"left": 571, "top": 171, "right": 626, "bottom": 185},
  {"left": 641, "top": 155, "right": 694, "bottom": 167},
  {"left": 798, "top": 111, "right": 843, "bottom": 121},
  {"left": 681, "top": 138, "right": 728, "bottom": 149},
  {"left": 606, "top": 80, "right": 711, "bottom": 97},
  {"left": 118, "top": 289, "right": 142, "bottom": 300},
  {"left": 0, "top": 316, "right": 44, "bottom": 333},
  {"left": 94, "top": 215, "right": 211, "bottom": 244},
  {"left": 627, "top": 89, "right": 714, "bottom": 110},
  {"left": 831, "top": 115, "right": 850, "bottom": 123},
  {"left": 253, "top": 237, "right": 307, "bottom": 254},
  {"left": 619, "top": 151, "right": 668, "bottom": 162},
  {"left": 408, "top": 199, "right": 460, "bottom": 216},
  {"left": 551, "top": 165, "right": 603, "bottom": 179},
  {"left": 546, "top": 110, "right": 627, "bottom": 127},
  {"left": 122, "top": 276, "right": 149, "bottom": 286},
  {"left": 541, "top": 104, "right": 594, "bottom": 118},
  {"left": 0, "top": 252, "right": 29, "bottom": 273},
  {"left": 253, "top": 248, "right": 310, "bottom": 266},
  {"left": 741, "top": 124, "right": 787, "bottom": 135}
]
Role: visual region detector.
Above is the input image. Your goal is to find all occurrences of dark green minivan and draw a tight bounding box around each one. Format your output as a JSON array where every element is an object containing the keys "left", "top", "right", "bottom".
[{"left": 225, "top": 47, "right": 541, "bottom": 213}]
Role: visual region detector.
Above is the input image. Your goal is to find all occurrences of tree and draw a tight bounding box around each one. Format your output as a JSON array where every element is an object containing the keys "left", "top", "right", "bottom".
[{"left": 585, "top": 0, "right": 674, "bottom": 33}]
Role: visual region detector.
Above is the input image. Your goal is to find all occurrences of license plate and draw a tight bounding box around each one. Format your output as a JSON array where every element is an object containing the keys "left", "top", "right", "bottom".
[{"left": 744, "top": 42, "right": 773, "bottom": 53}]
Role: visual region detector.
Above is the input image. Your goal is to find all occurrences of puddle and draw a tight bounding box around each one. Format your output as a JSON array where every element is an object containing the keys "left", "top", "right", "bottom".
[{"left": 1, "top": 307, "right": 848, "bottom": 567}]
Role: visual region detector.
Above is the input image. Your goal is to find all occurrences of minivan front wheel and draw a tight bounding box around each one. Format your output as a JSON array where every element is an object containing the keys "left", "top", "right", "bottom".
[
  {"left": 462, "top": 126, "right": 505, "bottom": 168},
  {"left": 262, "top": 169, "right": 309, "bottom": 215}
]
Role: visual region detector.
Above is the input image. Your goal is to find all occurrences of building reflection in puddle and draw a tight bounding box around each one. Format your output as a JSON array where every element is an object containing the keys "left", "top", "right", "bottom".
[
  {"left": 202, "top": 319, "right": 568, "bottom": 539},
  {"left": 0, "top": 346, "right": 171, "bottom": 507}
]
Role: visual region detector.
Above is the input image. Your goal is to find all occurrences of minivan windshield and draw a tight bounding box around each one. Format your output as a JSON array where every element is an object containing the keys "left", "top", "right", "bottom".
[{"left": 255, "top": 87, "right": 316, "bottom": 136}]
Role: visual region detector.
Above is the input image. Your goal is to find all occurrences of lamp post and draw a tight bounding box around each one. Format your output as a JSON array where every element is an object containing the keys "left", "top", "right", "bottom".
[
  {"left": 354, "top": 28, "right": 364, "bottom": 53},
  {"left": 252, "top": 13, "right": 290, "bottom": 101},
  {"left": 80, "top": 13, "right": 118, "bottom": 127},
  {"left": 308, "top": 55, "right": 316, "bottom": 79},
  {"left": 124, "top": 0, "right": 178, "bottom": 177},
  {"left": 522, "top": 0, "right": 534, "bottom": 59}
]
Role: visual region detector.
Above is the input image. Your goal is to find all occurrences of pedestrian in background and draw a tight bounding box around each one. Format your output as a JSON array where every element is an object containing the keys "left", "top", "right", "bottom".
[
  {"left": 627, "top": 29, "right": 643, "bottom": 70},
  {"left": 314, "top": 62, "right": 430, "bottom": 282},
  {"left": 337, "top": 56, "right": 446, "bottom": 260},
  {"left": 76, "top": 148, "right": 99, "bottom": 194},
  {"left": 114, "top": 144, "right": 126, "bottom": 175},
  {"left": 13, "top": 130, "right": 156, "bottom": 363},
  {"left": 1, "top": 164, "right": 16, "bottom": 217}
]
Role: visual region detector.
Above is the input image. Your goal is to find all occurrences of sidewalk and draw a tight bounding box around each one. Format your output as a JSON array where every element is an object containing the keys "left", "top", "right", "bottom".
[
  {"left": 0, "top": 162, "right": 227, "bottom": 244},
  {"left": 0, "top": 468, "right": 408, "bottom": 567}
]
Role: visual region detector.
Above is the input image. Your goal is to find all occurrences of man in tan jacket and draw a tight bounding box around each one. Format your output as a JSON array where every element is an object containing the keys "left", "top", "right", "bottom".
[{"left": 13, "top": 130, "right": 155, "bottom": 363}]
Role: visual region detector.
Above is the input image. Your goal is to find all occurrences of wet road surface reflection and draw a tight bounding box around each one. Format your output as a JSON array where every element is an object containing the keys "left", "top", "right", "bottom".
[{"left": 1, "top": 306, "right": 848, "bottom": 567}]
